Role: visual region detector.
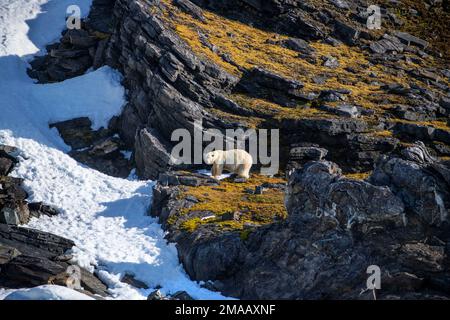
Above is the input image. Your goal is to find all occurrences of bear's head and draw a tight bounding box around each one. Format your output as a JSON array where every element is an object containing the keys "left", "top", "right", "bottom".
[{"left": 204, "top": 150, "right": 220, "bottom": 165}]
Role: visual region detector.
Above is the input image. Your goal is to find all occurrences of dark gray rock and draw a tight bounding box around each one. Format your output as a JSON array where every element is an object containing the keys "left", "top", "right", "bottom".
[
  {"left": 329, "top": 0, "right": 350, "bottom": 9},
  {"left": 50, "top": 118, "right": 131, "bottom": 178},
  {"left": 279, "top": 38, "right": 314, "bottom": 54},
  {"left": 49, "top": 117, "right": 97, "bottom": 150},
  {"left": 392, "top": 104, "right": 437, "bottom": 122},
  {"left": 0, "top": 158, "right": 14, "bottom": 177},
  {"left": 237, "top": 67, "right": 305, "bottom": 107},
  {"left": 147, "top": 289, "right": 165, "bottom": 300},
  {"left": 0, "top": 145, "right": 18, "bottom": 176},
  {"left": 134, "top": 128, "right": 173, "bottom": 180},
  {"left": 150, "top": 156, "right": 450, "bottom": 299},
  {"left": 28, "top": 202, "right": 60, "bottom": 219},
  {"left": 440, "top": 97, "right": 450, "bottom": 111},
  {"left": 318, "top": 89, "right": 347, "bottom": 102},
  {"left": 370, "top": 34, "right": 405, "bottom": 54},
  {"left": 121, "top": 273, "right": 149, "bottom": 289},
  {"left": 171, "top": 291, "right": 194, "bottom": 300},
  {"left": 174, "top": 0, "right": 206, "bottom": 22},
  {"left": 333, "top": 19, "right": 360, "bottom": 45},
  {"left": 370, "top": 143, "right": 450, "bottom": 226},
  {"left": 239, "top": 67, "right": 303, "bottom": 92},
  {"left": 79, "top": 268, "right": 109, "bottom": 297},
  {"left": 393, "top": 123, "right": 436, "bottom": 142},
  {"left": 322, "top": 56, "right": 339, "bottom": 68},
  {"left": 393, "top": 31, "right": 429, "bottom": 49},
  {"left": 290, "top": 146, "right": 328, "bottom": 162},
  {"left": 0, "top": 243, "right": 21, "bottom": 265},
  {"left": 0, "top": 224, "right": 109, "bottom": 297},
  {"left": 0, "top": 208, "right": 20, "bottom": 225},
  {"left": 0, "top": 201, "right": 30, "bottom": 225},
  {"left": 318, "top": 104, "right": 360, "bottom": 118},
  {"left": 0, "top": 176, "right": 28, "bottom": 202}
]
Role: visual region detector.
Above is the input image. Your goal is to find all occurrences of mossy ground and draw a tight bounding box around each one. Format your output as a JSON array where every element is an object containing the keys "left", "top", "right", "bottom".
[
  {"left": 176, "top": 174, "right": 288, "bottom": 234},
  {"left": 161, "top": 0, "right": 448, "bottom": 120},
  {"left": 344, "top": 172, "right": 372, "bottom": 181}
]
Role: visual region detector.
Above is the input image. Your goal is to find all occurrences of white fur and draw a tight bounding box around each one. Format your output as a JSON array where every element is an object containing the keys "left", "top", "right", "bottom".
[{"left": 204, "top": 149, "right": 253, "bottom": 179}]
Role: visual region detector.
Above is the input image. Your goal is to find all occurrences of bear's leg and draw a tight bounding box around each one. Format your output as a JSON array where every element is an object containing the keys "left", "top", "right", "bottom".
[
  {"left": 238, "top": 163, "right": 251, "bottom": 179},
  {"left": 212, "top": 164, "right": 223, "bottom": 179}
]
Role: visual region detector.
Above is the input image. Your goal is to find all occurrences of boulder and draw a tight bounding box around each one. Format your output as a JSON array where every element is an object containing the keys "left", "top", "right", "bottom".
[
  {"left": 329, "top": 0, "right": 350, "bottom": 9},
  {"left": 370, "top": 35, "right": 405, "bottom": 54},
  {"left": 174, "top": 0, "right": 206, "bottom": 22},
  {"left": 0, "top": 243, "right": 21, "bottom": 265},
  {"left": 0, "top": 201, "right": 30, "bottom": 225},
  {"left": 285, "top": 161, "right": 405, "bottom": 230},
  {"left": 239, "top": 67, "right": 303, "bottom": 92},
  {"left": 237, "top": 67, "right": 305, "bottom": 106},
  {"left": 322, "top": 56, "right": 339, "bottom": 68},
  {"left": 318, "top": 89, "right": 348, "bottom": 102},
  {"left": 333, "top": 20, "right": 360, "bottom": 45},
  {"left": 0, "top": 224, "right": 108, "bottom": 296},
  {"left": 370, "top": 142, "right": 450, "bottom": 226},
  {"left": 393, "top": 123, "right": 436, "bottom": 142},
  {"left": 0, "top": 157, "right": 14, "bottom": 176},
  {"left": 51, "top": 118, "right": 131, "bottom": 178},
  {"left": 279, "top": 38, "right": 314, "bottom": 54},
  {"left": 1, "top": 176, "right": 28, "bottom": 201},
  {"left": 49, "top": 117, "right": 97, "bottom": 150},
  {"left": 0, "top": 145, "right": 18, "bottom": 176},
  {"left": 28, "top": 202, "right": 60, "bottom": 219},
  {"left": 289, "top": 146, "right": 328, "bottom": 162},
  {"left": 134, "top": 128, "right": 173, "bottom": 180},
  {"left": 393, "top": 31, "right": 429, "bottom": 49}
]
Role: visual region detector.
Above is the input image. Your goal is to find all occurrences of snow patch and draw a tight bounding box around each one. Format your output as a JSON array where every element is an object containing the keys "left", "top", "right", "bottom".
[
  {"left": 0, "top": 0, "right": 227, "bottom": 300},
  {"left": 1, "top": 285, "right": 94, "bottom": 300}
]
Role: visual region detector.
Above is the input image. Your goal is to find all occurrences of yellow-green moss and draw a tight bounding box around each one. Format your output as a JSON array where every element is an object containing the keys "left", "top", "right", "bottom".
[
  {"left": 344, "top": 172, "right": 372, "bottom": 180},
  {"left": 177, "top": 174, "right": 287, "bottom": 233},
  {"left": 240, "top": 229, "right": 253, "bottom": 241},
  {"left": 158, "top": 0, "right": 449, "bottom": 127},
  {"left": 394, "top": 119, "right": 450, "bottom": 131},
  {"left": 372, "top": 130, "right": 394, "bottom": 138}
]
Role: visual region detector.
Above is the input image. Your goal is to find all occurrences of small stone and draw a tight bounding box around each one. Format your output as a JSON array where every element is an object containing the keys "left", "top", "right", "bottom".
[
  {"left": 121, "top": 273, "right": 149, "bottom": 289},
  {"left": 171, "top": 291, "right": 194, "bottom": 300},
  {"left": 329, "top": 0, "right": 349, "bottom": 9},
  {"left": 147, "top": 289, "right": 165, "bottom": 300},
  {"left": 255, "top": 186, "right": 264, "bottom": 195},
  {"left": 322, "top": 56, "right": 339, "bottom": 68},
  {"left": 0, "top": 207, "right": 21, "bottom": 225}
]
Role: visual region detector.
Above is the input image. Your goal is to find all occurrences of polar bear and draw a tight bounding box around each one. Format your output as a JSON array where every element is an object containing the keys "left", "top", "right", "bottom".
[{"left": 204, "top": 149, "right": 253, "bottom": 180}]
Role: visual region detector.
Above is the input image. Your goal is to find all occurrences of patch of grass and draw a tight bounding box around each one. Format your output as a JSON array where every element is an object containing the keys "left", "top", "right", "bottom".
[
  {"left": 372, "top": 130, "right": 394, "bottom": 138},
  {"left": 178, "top": 174, "right": 288, "bottom": 232},
  {"left": 180, "top": 217, "right": 204, "bottom": 232},
  {"left": 380, "top": 0, "right": 450, "bottom": 60},
  {"left": 230, "top": 93, "right": 330, "bottom": 121},
  {"left": 344, "top": 172, "right": 372, "bottom": 180},
  {"left": 394, "top": 119, "right": 450, "bottom": 131}
]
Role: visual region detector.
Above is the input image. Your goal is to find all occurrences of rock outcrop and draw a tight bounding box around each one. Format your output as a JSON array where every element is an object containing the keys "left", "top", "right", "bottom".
[
  {"left": 0, "top": 144, "right": 109, "bottom": 298},
  {"left": 50, "top": 118, "right": 132, "bottom": 178},
  {"left": 151, "top": 142, "right": 450, "bottom": 299}
]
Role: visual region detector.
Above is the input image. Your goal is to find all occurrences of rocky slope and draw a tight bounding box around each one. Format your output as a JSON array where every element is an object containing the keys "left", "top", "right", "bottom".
[
  {"left": 24, "top": 0, "right": 450, "bottom": 299},
  {"left": 29, "top": 0, "right": 450, "bottom": 179},
  {"left": 0, "top": 144, "right": 109, "bottom": 298},
  {"left": 152, "top": 142, "right": 450, "bottom": 299}
]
